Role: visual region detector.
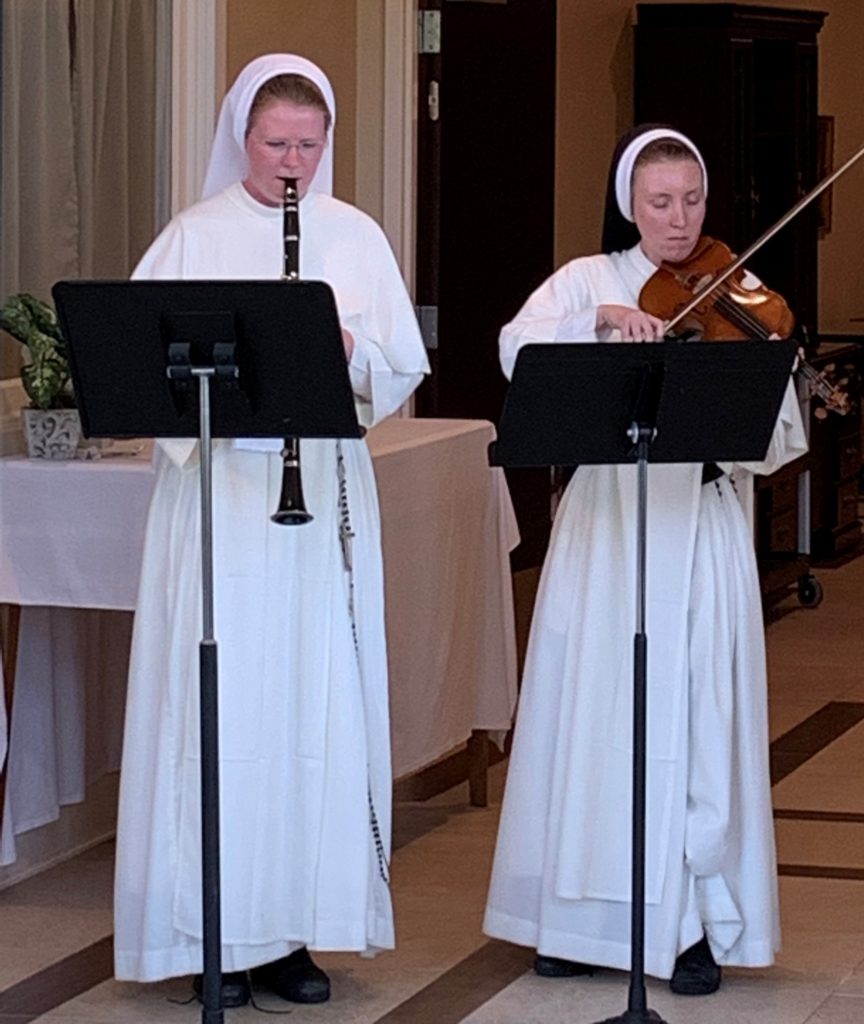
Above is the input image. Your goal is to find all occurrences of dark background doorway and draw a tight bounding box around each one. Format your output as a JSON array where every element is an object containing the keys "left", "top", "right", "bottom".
[{"left": 414, "top": 0, "right": 557, "bottom": 568}]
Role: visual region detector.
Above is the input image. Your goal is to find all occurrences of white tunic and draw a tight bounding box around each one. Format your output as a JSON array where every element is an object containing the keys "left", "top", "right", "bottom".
[
  {"left": 114, "top": 184, "right": 428, "bottom": 981},
  {"left": 484, "top": 244, "right": 806, "bottom": 978}
]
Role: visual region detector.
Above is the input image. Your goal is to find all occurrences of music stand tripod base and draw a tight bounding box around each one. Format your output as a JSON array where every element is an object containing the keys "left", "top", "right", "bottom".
[{"left": 595, "top": 1010, "right": 666, "bottom": 1023}]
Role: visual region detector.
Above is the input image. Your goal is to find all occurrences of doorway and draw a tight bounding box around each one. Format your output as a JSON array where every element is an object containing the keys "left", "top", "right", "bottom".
[{"left": 414, "top": 0, "right": 557, "bottom": 567}]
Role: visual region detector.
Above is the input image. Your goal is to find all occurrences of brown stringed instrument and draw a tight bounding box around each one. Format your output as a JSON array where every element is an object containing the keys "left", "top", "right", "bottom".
[{"left": 639, "top": 236, "right": 848, "bottom": 416}]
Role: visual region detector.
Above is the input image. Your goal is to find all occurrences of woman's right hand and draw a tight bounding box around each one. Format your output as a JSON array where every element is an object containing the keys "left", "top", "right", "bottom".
[{"left": 597, "top": 304, "right": 666, "bottom": 342}]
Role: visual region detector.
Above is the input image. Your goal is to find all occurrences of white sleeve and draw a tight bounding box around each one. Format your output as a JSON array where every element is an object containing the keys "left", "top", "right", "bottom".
[
  {"left": 499, "top": 260, "right": 605, "bottom": 380},
  {"left": 346, "top": 332, "right": 425, "bottom": 429},
  {"left": 338, "top": 219, "right": 429, "bottom": 426}
]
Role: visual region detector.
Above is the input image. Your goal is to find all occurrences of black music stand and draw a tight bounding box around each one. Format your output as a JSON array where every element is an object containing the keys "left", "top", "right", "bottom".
[
  {"left": 52, "top": 279, "right": 363, "bottom": 1024},
  {"left": 491, "top": 339, "right": 797, "bottom": 1024}
]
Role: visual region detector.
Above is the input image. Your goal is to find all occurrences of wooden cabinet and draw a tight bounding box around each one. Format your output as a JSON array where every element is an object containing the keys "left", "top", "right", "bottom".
[
  {"left": 635, "top": 4, "right": 834, "bottom": 602},
  {"left": 754, "top": 342, "right": 862, "bottom": 599},
  {"left": 634, "top": 3, "right": 826, "bottom": 335},
  {"left": 809, "top": 341, "right": 863, "bottom": 560}
]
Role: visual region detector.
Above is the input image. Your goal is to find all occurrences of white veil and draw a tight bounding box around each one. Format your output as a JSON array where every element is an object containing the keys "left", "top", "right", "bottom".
[
  {"left": 201, "top": 54, "right": 336, "bottom": 200},
  {"left": 613, "top": 127, "right": 708, "bottom": 222}
]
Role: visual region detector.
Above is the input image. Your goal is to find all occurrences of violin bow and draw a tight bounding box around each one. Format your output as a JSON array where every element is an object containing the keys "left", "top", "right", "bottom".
[{"left": 664, "top": 140, "right": 864, "bottom": 337}]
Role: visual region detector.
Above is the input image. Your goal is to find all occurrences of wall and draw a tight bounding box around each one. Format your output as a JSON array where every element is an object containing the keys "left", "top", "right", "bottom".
[
  {"left": 555, "top": 0, "right": 864, "bottom": 335},
  {"left": 806, "top": 0, "right": 864, "bottom": 333}
]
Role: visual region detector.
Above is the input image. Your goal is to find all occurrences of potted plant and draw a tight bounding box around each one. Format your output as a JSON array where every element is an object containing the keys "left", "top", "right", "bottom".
[{"left": 0, "top": 293, "right": 80, "bottom": 458}]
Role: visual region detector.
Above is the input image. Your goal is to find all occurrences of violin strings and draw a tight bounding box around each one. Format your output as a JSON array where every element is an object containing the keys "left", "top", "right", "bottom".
[{"left": 710, "top": 282, "right": 771, "bottom": 339}]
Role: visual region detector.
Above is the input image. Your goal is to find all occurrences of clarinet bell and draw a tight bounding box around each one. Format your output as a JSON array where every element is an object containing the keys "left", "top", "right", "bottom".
[
  {"left": 271, "top": 495, "right": 313, "bottom": 526},
  {"left": 271, "top": 437, "right": 314, "bottom": 525}
]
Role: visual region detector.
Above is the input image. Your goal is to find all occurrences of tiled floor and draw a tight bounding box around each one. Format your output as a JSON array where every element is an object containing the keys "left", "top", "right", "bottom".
[{"left": 1, "top": 554, "right": 863, "bottom": 1023}]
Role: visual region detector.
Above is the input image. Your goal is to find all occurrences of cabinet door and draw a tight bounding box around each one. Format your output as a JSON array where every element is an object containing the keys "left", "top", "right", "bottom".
[
  {"left": 793, "top": 39, "right": 820, "bottom": 334},
  {"left": 634, "top": 5, "right": 822, "bottom": 333},
  {"left": 731, "top": 38, "right": 755, "bottom": 245}
]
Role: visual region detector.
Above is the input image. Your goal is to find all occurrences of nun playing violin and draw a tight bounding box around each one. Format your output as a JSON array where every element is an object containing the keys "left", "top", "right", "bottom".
[{"left": 484, "top": 125, "right": 806, "bottom": 995}]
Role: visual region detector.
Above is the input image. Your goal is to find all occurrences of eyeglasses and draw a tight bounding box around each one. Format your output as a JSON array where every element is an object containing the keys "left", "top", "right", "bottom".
[{"left": 250, "top": 137, "right": 326, "bottom": 159}]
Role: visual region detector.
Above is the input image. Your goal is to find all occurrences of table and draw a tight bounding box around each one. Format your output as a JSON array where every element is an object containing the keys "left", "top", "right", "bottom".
[{"left": 0, "top": 418, "right": 518, "bottom": 869}]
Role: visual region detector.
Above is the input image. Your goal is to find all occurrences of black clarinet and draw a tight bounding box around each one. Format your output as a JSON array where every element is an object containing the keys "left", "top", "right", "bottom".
[{"left": 271, "top": 176, "right": 313, "bottom": 525}]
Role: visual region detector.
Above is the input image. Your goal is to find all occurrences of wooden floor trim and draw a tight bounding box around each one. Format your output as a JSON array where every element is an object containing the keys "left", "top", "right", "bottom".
[
  {"left": 778, "top": 864, "right": 864, "bottom": 881},
  {"left": 769, "top": 701, "right": 864, "bottom": 785},
  {"left": 372, "top": 939, "right": 530, "bottom": 1024},
  {"left": 774, "top": 808, "right": 864, "bottom": 823},
  {"left": 0, "top": 935, "right": 113, "bottom": 1019}
]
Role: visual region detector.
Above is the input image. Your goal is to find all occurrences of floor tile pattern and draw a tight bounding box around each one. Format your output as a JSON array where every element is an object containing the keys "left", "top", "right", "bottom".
[{"left": 1, "top": 553, "right": 863, "bottom": 1022}]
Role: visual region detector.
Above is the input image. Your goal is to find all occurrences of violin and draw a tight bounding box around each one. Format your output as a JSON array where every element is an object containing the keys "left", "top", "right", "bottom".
[
  {"left": 640, "top": 236, "right": 793, "bottom": 341},
  {"left": 639, "top": 235, "right": 849, "bottom": 417}
]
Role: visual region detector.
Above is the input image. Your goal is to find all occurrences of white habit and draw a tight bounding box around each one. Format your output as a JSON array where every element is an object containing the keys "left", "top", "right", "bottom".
[
  {"left": 483, "top": 244, "right": 807, "bottom": 978},
  {"left": 114, "top": 184, "right": 428, "bottom": 981}
]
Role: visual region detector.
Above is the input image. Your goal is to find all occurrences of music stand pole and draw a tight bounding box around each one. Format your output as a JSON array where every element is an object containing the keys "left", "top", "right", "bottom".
[
  {"left": 595, "top": 419, "right": 665, "bottom": 1024},
  {"left": 593, "top": 359, "right": 666, "bottom": 1024},
  {"left": 198, "top": 369, "right": 223, "bottom": 1024},
  {"left": 165, "top": 357, "right": 225, "bottom": 1024}
]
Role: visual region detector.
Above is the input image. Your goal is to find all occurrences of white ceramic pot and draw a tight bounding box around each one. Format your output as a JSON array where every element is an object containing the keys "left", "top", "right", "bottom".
[{"left": 22, "top": 407, "right": 81, "bottom": 459}]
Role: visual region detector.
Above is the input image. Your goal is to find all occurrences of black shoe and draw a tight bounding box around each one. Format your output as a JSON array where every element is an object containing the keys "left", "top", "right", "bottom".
[
  {"left": 251, "top": 947, "right": 331, "bottom": 1004},
  {"left": 192, "top": 970, "right": 251, "bottom": 1008},
  {"left": 670, "top": 936, "right": 722, "bottom": 995},
  {"left": 534, "top": 953, "right": 594, "bottom": 977}
]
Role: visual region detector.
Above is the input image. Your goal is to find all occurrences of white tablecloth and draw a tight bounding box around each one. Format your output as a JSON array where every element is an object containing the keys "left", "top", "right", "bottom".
[{"left": 0, "top": 418, "right": 518, "bottom": 863}]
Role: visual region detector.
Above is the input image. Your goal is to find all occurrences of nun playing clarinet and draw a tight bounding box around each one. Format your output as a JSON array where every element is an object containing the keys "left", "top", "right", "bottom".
[
  {"left": 114, "top": 54, "right": 428, "bottom": 1007},
  {"left": 483, "top": 125, "right": 806, "bottom": 996}
]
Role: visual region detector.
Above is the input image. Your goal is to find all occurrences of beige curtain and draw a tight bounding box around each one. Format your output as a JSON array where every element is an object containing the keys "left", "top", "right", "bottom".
[
  {"left": 0, "top": 2, "right": 78, "bottom": 336},
  {"left": 0, "top": 0, "right": 160, "bottom": 379},
  {"left": 72, "top": 1, "right": 159, "bottom": 276}
]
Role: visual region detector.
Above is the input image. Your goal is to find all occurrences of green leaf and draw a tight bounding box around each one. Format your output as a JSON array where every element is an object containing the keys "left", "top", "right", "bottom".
[
  {"left": 19, "top": 294, "right": 62, "bottom": 341},
  {"left": 2, "top": 292, "right": 73, "bottom": 409},
  {"left": 0, "top": 295, "right": 34, "bottom": 344}
]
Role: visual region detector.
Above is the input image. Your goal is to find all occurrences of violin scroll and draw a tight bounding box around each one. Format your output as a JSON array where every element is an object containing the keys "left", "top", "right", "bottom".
[{"left": 797, "top": 358, "right": 849, "bottom": 419}]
